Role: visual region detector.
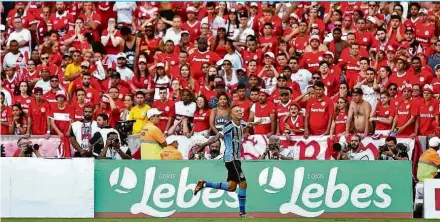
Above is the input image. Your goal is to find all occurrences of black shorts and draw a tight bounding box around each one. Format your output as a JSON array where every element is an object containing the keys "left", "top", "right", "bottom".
[{"left": 225, "top": 160, "right": 246, "bottom": 183}]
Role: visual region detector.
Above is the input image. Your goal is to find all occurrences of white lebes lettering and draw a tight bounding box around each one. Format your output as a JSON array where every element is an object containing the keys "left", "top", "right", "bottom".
[
  {"left": 131, "top": 167, "right": 238, "bottom": 217},
  {"left": 350, "top": 184, "right": 373, "bottom": 208},
  {"left": 325, "top": 168, "right": 349, "bottom": 208},
  {"left": 153, "top": 184, "right": 176, "bottom": 208},
  {"left": 280, "top": 167, "right": 393, "bottom": 217},
  {"left": 373, "top": 184, "right": 392, "bottom": 208}
]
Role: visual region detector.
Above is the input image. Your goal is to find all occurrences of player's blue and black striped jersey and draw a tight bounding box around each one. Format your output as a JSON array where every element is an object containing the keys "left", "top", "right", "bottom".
[{"left": 220, "top": 120, "right": 247, "bottom": 162}]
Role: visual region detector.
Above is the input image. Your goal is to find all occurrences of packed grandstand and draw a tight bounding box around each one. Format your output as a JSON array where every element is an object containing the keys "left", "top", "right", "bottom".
[{"left": 0, "top": 1, "right": 440, "bottom": 161}]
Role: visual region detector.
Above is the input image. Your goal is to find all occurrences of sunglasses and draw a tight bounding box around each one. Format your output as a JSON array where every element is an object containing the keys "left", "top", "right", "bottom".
[
  {"left": 223, "top": 63, "right": 232, "bottom": 66},
  {"left": 312, "top": 77, "right": 320, "bottom": 80},
  {"left": 389, "top": 88, "right": 397, "bottom": 91},
  {"left": 41, "top": 57, "right": 49, "bottom": 60}
]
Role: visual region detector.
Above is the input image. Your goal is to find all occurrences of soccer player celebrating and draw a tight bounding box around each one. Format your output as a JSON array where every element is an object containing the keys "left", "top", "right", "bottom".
[{"left": 192, "top": 105, "right": 260, "bottom": 218}]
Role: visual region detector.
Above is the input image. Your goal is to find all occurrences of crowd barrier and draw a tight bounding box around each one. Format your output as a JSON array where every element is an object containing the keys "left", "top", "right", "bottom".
[
  {"left": 1, "top": 158, "right": 414, "bottom": 218},
  {"left": 1, "top": 135, "right": 428, "bottom": 160},
  {"left": 423, "top": 179, "right": 440, "bottom": 219}
]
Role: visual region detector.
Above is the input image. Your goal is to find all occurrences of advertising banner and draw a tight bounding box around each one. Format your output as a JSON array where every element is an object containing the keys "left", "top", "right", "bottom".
[
  {"left": 95, "top": 160, "right": 413, "bottom": 218},
  {"left": 1, "top": 158, "right": 94, "bottom": 218},
  {"left": 1, "top": 136, "right": 61, "bottom": 157},
  {"left": 424, "top": 179, "right": 440, "bottom": 219},
  {"left": 163, "top": 135, "right": 419, "bottom": 160}
]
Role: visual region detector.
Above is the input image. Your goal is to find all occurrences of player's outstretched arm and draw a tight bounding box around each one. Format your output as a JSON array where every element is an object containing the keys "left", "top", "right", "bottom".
[{"left": 196, "top": 134, "right": 223, "bottom": 153}]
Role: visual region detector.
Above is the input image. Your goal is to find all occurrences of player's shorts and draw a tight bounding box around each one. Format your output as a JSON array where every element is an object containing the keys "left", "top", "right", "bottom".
[{"left": 225, "top": 160, "right": 246, "bottom": 183}]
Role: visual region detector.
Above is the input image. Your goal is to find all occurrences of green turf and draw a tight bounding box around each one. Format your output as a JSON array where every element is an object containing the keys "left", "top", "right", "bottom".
[{"left": 0, "top": 219, "right": 427, "bottom": 222}]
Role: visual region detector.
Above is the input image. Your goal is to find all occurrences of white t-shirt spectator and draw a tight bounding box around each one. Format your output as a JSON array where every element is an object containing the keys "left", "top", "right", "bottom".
[
  {"left": 291, "top": 69, "right": 312, "bottom": 93},
  {"left": 238, "top": 27, "right": 255, "bottom": 43},
  {"left": 34, "top": 80, "right": 51, "bottom": 94},
  {"left": 163, "top": 28, "right": 182, "bottom": 46},
  {"left": 3, "top": 51, "right": 26, "bottom": 69},
  {"left": 153, "top": 75, "right": 171, "bottom": 101},
  {"left": 116, "top": 66, "right": 134, "bottom": 81},
  {"left": 360, "top": 84, "right": 378, "bottom": 110},
  {"left": 1, "top": 89, "right": 12, "bottom": 106},
  {"left": 201, "top": 16, "right": 225, "bottom": 37},
  {"left": 222, "top": 51, "right": 243, "bottom": 70},
  {"left": 174, "top": 101, "right": 196, "bottom": 117},
  {"left": 113, "top": 2, "right": 137, "bottom": 24},
  {"left": 7, "top": 28, "right": 31, "bottom": 56}
]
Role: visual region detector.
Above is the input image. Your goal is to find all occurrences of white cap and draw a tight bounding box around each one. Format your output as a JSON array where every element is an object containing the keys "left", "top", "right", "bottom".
[
  {"left": 309, "top": 35, "right": 320, "bottom": 42},
  {"left": 80, "top": 61, "right": 90, "bottom": 67},
  {"left": 156, "top": 62, "right": 165, "bottom": 68},
  {"left": 186, "top": 6, "right": 196, "bottom": 13},
  {"left": 430, "top": 137, "right": 440, "bottom": 147},
  {"left": 250, "top": 2, "right": 258, "bottom": 7},
  {"left": 324, "top": 51, "right": 334, "bottom": 58},
  {"left": 419, "top": 8, "right": 428, "bottom": 15},
  {"left": 366, "top": 16, "right": 376, "bottom": 24},
  {"left": 264, "top": 52, "right": 275, "bottom": 59},
  {"left": 116, "top": 52, "right": 126, "bottom": 59},
  {"left": 138, "top": 57, "right": 147, "bottom": 64},
  {"left": 147, "top": 108, "right": 162, "bottom": 119}
]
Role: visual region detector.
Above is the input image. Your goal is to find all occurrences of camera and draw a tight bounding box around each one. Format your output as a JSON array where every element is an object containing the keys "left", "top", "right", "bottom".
[
  {"left": 116, "top": 120, "right": 135, "bottom": 146},
  {"left": 332, "top": 141, "right": 349, "bottom": 152},
  {"left": 379, "top": 144, "right": 389, "bottom": 153},
  {"left": 24, "top": 144, "right": 39, "bottom": 154}
]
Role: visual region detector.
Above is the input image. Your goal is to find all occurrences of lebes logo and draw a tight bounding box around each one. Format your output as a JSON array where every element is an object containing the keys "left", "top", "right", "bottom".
[{"left": 108, "top": 166, "right": 393, "bottom": 218}]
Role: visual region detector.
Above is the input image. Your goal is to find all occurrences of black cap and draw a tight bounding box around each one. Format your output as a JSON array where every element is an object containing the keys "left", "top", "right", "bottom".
[
  {"left": 277, "top": 74, "right": 288, "bottom": 80},
  {"left": 110, "top": 71, "right": 121, "bottom": 79},
  {"left": 352, "top": 88, "right": 363, "bottom": 95},
  {"left": 239, "top": 12, "right": 248, "bottom": 18},
  {"left": 405, "top": 26, "right": 414, "bottom": 33},
  {"left": 283, "top": 66, "right": 292, "bottom": 71}
]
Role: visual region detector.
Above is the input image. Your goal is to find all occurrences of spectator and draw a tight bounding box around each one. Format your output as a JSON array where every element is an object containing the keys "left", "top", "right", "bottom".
[
  {"left": 160, "top": 137, "right": 183, "bottom": 160},
  {"left": 192, "top": 95, "right": 211, "bottom": 137},
  {"left": 378, "top": 136, "right": 409, "bottom": 160},
  {"left": 248, "top": 89, "right": 276, "bottom": 137},
  {"left": 12, "top": 81, "right": 32, "bottom": 113},
  {"left": 391, "top": 84, "right": 418, "bottom": 137},
  {"left": 128, "top": 91, "right": 150, "bottom": 136},
  {"left": 95, "top": 95, "right": 120, "bottom": 128},
  {"left": 418, "top": 85, "right": 439, "bottom": 136},
  {"left": 140, "top": 108, "right": 167, "bottom": 160},
  {"left": 6, "top": 17, "right": 31, "bottom": 56},
  {"left": 417, "top": 137, "right": 440, "bottom": 182},
  {"left": 346, "top": 88, "right": 371, "bottom": 136},
  {"left": 0, "top": 92, "right": 12, "bottom": 135},
  {"left": 70, "top": 105, "right": 99, "bottom": 157},
  {"left": 29, "top": 87, "right": 51, "bottom": 136},
  {"left": 305, "top": 81, "right": 334, "bottom": 137},
  {"left": 120, "top": 94, "right": 134, "bottom": 121},
  {"left": 330, "top": 97, "right": 349, "bottom": 139},
  {"left": 9, "top": 103, "right": 30, "bottom": 136},
  {"left": 168, "top": 88, "right": 196, "bottom": 135},
  {"left": 210, "top": 92, "right": 230, "bottom": 135},
  {"left": 3, "top": 40, "right": 26, "bottom": 69},
  {"left": 370, "top": 91, "right": 395, "bottom": 136},
  {"left": 283, "top": 103, "right": 305, "bottom": 136}
]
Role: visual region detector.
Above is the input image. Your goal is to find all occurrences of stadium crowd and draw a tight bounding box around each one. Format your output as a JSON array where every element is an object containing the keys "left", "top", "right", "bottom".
[{"left": 1, "top": 2, "right": 440, "bottom": 158}]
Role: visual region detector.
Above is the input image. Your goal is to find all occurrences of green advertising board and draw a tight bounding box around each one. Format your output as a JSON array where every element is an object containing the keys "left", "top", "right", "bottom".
[{"left": 95, "top": 160, "right": 413, "bottom": 218}]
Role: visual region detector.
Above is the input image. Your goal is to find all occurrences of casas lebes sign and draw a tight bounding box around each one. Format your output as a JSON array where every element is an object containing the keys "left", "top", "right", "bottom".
[{"left": 94, "top": 161, "right": 413, "bottom": 218}]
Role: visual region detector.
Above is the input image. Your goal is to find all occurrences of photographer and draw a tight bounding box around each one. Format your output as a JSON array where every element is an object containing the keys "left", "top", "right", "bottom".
[
  {"left": 98, "top": 132, "right": 132, "bottom": 160},
  {"left": 189, "top": 141, "right": 223, "bottom": 160},
  {"left": 338, "top": 135, "right": 363, "bottom": 160},
  {"left": 377, "top": 136, "right": 409, "bottom": 160},
  {"left": 260, "top": 136, "right": 293, "bottom": 160},
  {"left": 16, "top": 138, "right": 41, "bottom": 158}
]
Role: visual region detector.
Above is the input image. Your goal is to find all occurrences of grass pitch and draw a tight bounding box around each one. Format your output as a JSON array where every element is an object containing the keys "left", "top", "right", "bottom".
[{"left": 0, "top": 219, "right": 426, "bottom": 222}]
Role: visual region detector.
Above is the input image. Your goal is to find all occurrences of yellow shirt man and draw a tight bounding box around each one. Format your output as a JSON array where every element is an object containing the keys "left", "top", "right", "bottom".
[
  {"left": 129, "top": 104, "right": 151, "bottom": 135},
  {"left": 64, "top": 63, "right": 81, "bottom": 92},
  {"left": 140, "top": 108, "right": 166, "bottom": 159},
  {"left": 161, "top": 138, "right": 183, "bottom": 160}
]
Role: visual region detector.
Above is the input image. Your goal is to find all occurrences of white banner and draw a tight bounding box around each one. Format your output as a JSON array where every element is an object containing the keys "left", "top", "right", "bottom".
[
  {"left": 424, "top": 179, "right": 440, "bottom": 219},
  {"left": 166, "top": 135, "right": 417, "bottom": 160},
  {"left": 1, "top": 158, "right": 94, "bottom": 218}
]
